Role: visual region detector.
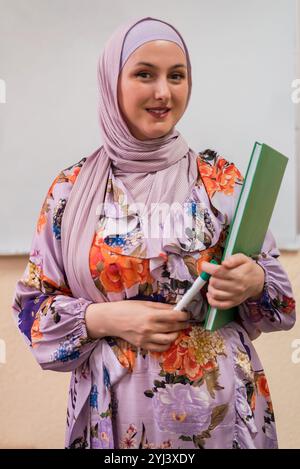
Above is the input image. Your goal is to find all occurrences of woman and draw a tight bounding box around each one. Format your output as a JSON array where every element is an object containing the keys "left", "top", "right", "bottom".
[{"left": 12, "top": 16, "right": 296, "bottom": 449}]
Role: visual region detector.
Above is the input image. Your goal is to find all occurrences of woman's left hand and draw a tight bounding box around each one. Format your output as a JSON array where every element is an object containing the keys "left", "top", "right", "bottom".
[{"left": 201, "top": 254, "right": 265, "bottom": 310}]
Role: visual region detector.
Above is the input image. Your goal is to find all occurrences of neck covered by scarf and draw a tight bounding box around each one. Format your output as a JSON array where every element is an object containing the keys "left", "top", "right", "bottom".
[{"left": 61, "top": 16, "right": 198, "bottom": 302}]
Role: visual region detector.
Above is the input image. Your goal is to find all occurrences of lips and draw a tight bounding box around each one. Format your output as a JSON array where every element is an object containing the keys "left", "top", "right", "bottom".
[
  {"left": 146, "top": 107, "right": 170, "bottom": 112},
  {"left": 146, "top": 108, "right": 170, "bottom": 118}
]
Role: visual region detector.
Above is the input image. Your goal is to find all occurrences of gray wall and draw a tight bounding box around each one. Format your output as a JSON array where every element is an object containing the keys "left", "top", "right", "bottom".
[{"left": 0, "top": 0, "right": 299, "bottom": 253}]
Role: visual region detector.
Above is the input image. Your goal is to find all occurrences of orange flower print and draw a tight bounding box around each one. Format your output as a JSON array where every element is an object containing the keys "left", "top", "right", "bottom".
[
  {"left": 152, "top": 326, "right": 226, "bottom": 382},
  {"left": 250, "top": 391, "right": 256, "bottom": 412},
  {"left": 119, "top": 347, "right": 136, "bottom": 371},
  {"left": 159, "top": 252, "right": 168, "bottom": 262},
  {"left": 197, "top": 160, "right": 219, "bottom": 198},
  {"left": 197, "top": 156, "right": 243, "bottom": 199},
  {"left": 196, "top": 245, "right": 222, "bottom": 275},
  {"left": 256, "top": 374, "right": 270, "bottom": 400},
  {"left": 89, "top": 244, "right": 105, "bottom": 278},
  {"left": 36, "top": 174, "right": 62, "bottom": 234},
  {"left": 66, "top": 166, "right": 81, "bottom": 185},
  {"left": 89, "top": 237, "right": 153, "bottom": 293},
  {"left": 216, "top": 158, "right": 243, "bottom": 195},
  {"left": 37, "top": 200, "right": 50, "bottom": 234},
  {"left": 113, "top": 340, "right": 137, "bottom": 371},
  {"left": 31, "top": 317, "right": 43, "bottom": 348},
  {"left": 47, "top": 175, "right": 61, "bottom": 199},
  {"left": 255, "top": 373, "right": 274, "bottom": 413},
  {"left": 36, "top": 164, "right": 83, "bottom": 236},
  {"left": 280, "top": 296, "right": 296, "bottom": 315},
  {"left": 41, "top": 274, "right": 72, "bottom": 295}
]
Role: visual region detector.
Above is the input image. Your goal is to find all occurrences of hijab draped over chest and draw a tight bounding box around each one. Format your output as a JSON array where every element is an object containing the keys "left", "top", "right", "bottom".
[{"left": 61, "top": 16, "right": 199, "bottom": 302}]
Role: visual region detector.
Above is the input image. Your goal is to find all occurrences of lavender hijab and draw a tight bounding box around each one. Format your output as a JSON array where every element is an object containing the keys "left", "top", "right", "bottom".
[{"left": 61, "top": 17, "right": 199, "bottom": 302}]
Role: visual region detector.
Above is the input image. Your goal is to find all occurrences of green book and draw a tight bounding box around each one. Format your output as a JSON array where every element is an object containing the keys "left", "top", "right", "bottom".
[{"left": 204, "top": 142, "right": 288, "bottom": 331}]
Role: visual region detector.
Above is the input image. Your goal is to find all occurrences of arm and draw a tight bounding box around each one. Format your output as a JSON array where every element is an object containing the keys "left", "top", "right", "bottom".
[
  {"left": 198, "top": 150, "right": 296, "bottom": 340},
  {"left": 202, "top": 231, "right": 296, "bottom": 341},
  {"left": 12, "top": 160, "right": 190, "bottom": 368},
  {"left": 238, "top": 229, "right": 296, "bottom": 339},
  {"left": 12, "top": 160, "right": 100, "bottom": 372}
]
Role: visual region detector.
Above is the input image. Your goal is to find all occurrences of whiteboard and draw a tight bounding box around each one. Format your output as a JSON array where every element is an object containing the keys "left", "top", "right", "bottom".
[{"left": 0, "top": 0, "right": 299, "bottom": 253}]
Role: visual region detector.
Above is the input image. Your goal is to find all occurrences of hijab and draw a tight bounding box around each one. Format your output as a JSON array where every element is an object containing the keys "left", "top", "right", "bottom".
[{"left": 61, "top": 16, "right": 199, "bottom": 302}]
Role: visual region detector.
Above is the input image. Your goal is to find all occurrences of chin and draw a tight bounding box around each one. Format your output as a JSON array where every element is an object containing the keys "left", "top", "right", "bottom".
[{"left": 141, "top": 126, "right": 174, "bottom": 140}]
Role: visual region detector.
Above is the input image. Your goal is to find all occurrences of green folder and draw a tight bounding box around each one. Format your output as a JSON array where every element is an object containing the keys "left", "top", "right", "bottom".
[{"left": 204, "top": 142, "right": 288, "bottom": 331}]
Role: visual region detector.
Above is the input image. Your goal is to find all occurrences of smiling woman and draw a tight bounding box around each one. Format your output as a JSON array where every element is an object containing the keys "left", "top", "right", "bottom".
[
  {"left": 117, "top": 41, "right": 189, "bottom": 140},
  {"left": 12, "top": 16, "right": 296, "bottom": 450}
]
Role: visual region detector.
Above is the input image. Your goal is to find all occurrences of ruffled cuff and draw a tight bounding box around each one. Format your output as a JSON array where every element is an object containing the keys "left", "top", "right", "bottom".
[
  {"left": 237, "top": 251, "right": 296, "bottom": 338},
  {"left": 243, "top": 254, "right": 271, "bottom": 322}
]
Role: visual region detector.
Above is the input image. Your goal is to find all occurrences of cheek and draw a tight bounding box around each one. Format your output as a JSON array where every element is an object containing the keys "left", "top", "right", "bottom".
[
  {"left": 123, "top": 86, "right": 145, "bottom": 111},
  {"left": 179, "top": 86, "right": 189, "bottom": 107},
  {"left": 171, "top": 87, "right": 189, "bottom": 115},
  {"left": 118, "top": 90, "right": 139, "bottom": 122},
  {"left": 118, "top": 80, "right": 137, "bottom": 109}
]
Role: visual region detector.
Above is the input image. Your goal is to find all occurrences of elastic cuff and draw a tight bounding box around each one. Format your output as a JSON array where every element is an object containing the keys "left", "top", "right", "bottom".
[
  {"left": 243, "top": 258, "right": 271, "bottom": 322},
  {"left": 74, "top": 297, "right": 95, "bottom": 344},
  {"left": 246, "top": 257, "right": 269, "bottom": 304}
]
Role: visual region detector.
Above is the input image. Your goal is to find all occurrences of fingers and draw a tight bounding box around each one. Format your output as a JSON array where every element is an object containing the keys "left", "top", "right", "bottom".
[
  {"left": 139, "top": 301, "right": 190, "bottom": 321},
  {"left": 150, "top": 331, "right": 179, "bottom": 345},
  {"left": 221, "top": 253, "right": 249, "bottom": 268},
  {"left": 146, "top": 342, "right": 174, "bottom": 353},
  {"left": 139, "top": 328, "right": 184, "bottom": 353},
  {"left": 154, "top": 320, "right": 190, "bottom": 333},
  {"left": 207, "top": 281, "right": 240, "bottom": 307},
  {"left": 207, "top": 284, "right": 233, "bottom": 301},
  {"left": 202, "top": 254, "right": 248, "bottom": 271},
  {"left": 208, "top": 277, "right": 232, "bottom": 290},
  {"left": 156, "top": 309, "right": 191, "bottom": 323},
  {"left": 201, "top": 261, "right": 221, "bottom": 275},
  {"left": 206, "top": 292, "right": 235, "bottom": 310},
  {"left": 207, "top": 284, "right": 235, "bottom": 300},
  {"left": 202, "top": 262, "right": 238, "bottom": 281}
]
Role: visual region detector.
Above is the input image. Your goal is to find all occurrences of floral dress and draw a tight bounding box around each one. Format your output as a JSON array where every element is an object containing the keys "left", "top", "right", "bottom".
[{"left": 12, "top": 150, "right": 296, "bottom": 449}]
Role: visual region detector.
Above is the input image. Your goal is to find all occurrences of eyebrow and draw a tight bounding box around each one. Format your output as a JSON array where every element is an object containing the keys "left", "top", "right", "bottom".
[{"left": 134, "top": 62, "right": 187, "bottom": 69}]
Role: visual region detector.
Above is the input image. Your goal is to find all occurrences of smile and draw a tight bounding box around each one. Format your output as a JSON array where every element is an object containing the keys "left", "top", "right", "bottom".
[{"left": 146, "top": 109, "right": 170, "bottom": 119}]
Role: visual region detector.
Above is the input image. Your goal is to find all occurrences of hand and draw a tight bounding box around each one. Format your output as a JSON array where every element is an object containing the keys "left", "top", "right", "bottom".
[
  {"left": 112, "top": 300, "right": 190, "bottom": 352},
  {"left": 201, "top": 254, "right": 265, "bottom": 310},
  {"left": 87, "top": 300, "right": 190, "bottom": 352}
]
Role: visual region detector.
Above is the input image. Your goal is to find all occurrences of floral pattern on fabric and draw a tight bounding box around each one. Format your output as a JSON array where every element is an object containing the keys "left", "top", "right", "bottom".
[{"left": 12, "top": 150, "right": 296, "bottom": 449}]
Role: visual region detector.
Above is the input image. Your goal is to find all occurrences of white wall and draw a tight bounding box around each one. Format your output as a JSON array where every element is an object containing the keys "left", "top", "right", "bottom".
[{"left": 0, "top": 0, "right": 299, "bottom": 253}]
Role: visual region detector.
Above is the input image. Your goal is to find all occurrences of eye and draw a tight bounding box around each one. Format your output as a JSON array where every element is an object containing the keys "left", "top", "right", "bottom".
[
  {"left": 171, "top": 73, "right": 186, "bottom": 81},
  {"left": 136, "top": 72, "right": 151, "bottom": 79},
  {"left": 135, "top": 71, "right": 186, "bottom": 81}
]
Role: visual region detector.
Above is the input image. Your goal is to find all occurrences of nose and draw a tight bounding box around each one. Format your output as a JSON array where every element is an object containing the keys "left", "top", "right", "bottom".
[{"left": 153, "top": 77, "right": 171, "bottom": 102}]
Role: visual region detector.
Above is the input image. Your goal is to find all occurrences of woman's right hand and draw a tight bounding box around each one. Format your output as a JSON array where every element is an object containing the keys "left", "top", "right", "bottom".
[{"left": 86, "top": 300, "right": 190, "bottom": 352}]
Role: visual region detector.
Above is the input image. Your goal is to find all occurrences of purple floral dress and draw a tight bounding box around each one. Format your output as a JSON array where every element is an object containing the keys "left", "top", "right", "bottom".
[{"left": 12, "top": 150, "right": 296, "bottom": 449}]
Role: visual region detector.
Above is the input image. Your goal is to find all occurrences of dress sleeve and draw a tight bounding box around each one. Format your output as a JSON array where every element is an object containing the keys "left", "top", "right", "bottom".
[
  {"left": 237, "top": 228, "right": 296, "bottom": 340},
  {"left": 198, "top": 149, "right": 296, "bottom": 340},
  {"left": 12, "top": 159, "right": 99, "bottom": 372}
]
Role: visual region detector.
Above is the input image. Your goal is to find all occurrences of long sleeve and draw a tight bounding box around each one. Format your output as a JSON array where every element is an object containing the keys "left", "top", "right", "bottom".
[
  {"left": 237, "top": 228, "right": 296, "bottom": 340},
  {"left": 12, "top": 159, "right": 99, "bottom": 372}
]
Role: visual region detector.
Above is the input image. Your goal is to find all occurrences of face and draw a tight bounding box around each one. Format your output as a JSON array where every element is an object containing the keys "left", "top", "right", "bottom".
[{"left": 117, "top": 40, "right": 189, "bottom": 140}]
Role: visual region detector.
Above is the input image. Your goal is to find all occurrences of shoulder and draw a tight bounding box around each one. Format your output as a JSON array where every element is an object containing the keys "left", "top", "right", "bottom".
[
  {"left": 36, "top": 157, "right": 87, "bottom": 236},
  {"left": 45, "top": 157, "right": 87, "bottom": 201},
  {"left": 196, "top": 149, "right": 244, "bottom": 199}
]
